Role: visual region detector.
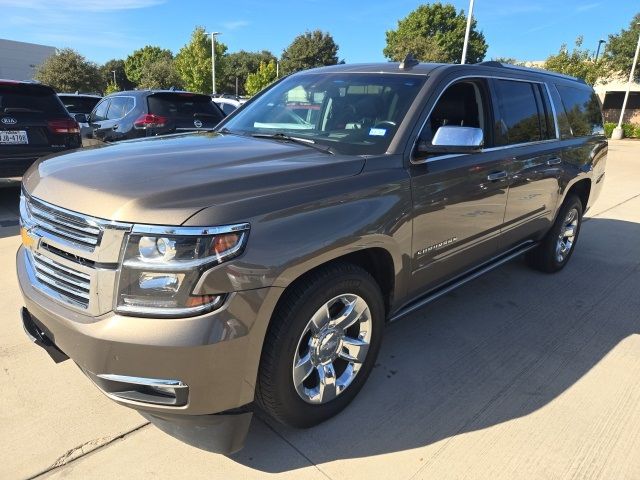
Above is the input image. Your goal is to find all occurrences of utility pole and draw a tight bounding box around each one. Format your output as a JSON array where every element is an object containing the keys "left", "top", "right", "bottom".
[
  {"left": 111, "top": 70, "right": 116, "bottom": 84},
  {"left": 461, "top": 0, "right": 475, "bottom": 64},
  {"left": 612, "top": 24, "right": 640, "bottom": 139},
  {"left": 206, "top": 31, "right": 221, "bottom": 94}
]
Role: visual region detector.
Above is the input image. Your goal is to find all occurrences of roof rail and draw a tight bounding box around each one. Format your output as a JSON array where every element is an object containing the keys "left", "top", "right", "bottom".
[{"left": 474, "top": 61, "right": 585, "bottom": 84}]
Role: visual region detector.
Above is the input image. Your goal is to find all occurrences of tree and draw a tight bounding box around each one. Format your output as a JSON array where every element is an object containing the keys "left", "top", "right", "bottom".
[
  {"left": 34, "top": 48, "right": 103, "bottom": 93},
  {"left": 544, "top": 36, "right": 603, "bottom": 85},
  {"left": 384, "top": 3, "right": 488, "bottom": 63},
  {"left": 100, "top": 59, "right": 134, "bottom": 91},
  {"left": 245, "top": 60, "right": 277, "bottom": 96},
  {"left": 125, "top": 46, "right": 173, "bottom": 85},
  {"left": 175, "top": 27, "right": 228, "bottom": 94},
  {"left": 137, "top": 58, "right": 183, "bottom": 90},
  {"left": 104, "top": 80, "right": 120, "bottom": 95},
  {"left": 281, "top": 30, "right": 339, "bottom": 74},
  {"left": 219, "top": 50, "right": 277, "bottom": 95},
  {"left": 604, "top": 13, "right": 640, "bottom": 80}
]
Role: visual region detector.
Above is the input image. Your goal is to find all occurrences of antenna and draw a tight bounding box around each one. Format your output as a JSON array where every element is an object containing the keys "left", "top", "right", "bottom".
[{"left": 399, "top": 53, "right": 419, "bottom": 70}]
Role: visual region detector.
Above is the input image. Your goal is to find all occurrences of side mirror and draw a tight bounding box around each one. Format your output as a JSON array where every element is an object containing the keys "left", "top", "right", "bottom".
[
  {"left": 74, "top": 113, "right": 88, "bottom": 123},
  {"left": 416, "top": 126, "right": 484, "bottom": 157}
]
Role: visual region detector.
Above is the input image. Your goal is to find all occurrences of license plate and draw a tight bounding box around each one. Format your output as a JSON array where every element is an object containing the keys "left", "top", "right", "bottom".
[{"left": 0, "top": 130, "right": 28, "bottom": 145}]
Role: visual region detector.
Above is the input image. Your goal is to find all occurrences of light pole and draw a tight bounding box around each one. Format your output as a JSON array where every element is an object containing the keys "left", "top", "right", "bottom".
[
  {"left": 612, "top": 24, "right": 640, "bottom": 140},
  {"left": 206, "top": 31, "right": 221, "bottom": 95},
  {"left": 594, "top": 39, "right": 606, "bottom": 63},
  {"left": 461, "top": 0, "right": 475, "bottom": 64}
]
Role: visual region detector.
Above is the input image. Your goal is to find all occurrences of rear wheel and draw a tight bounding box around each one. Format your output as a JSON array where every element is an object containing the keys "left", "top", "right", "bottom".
[
  {"left": 256, "top": 263, "right": 384, "bottom": 428},
  {"left": 527, "top": 194, "right": 583, "bottom": 273}
]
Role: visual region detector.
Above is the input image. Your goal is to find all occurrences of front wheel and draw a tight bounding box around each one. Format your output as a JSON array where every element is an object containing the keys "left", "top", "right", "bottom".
[
  {"left": 256, "top": 263, "right": 384, "bottom": 428},
  {"left": 527, "top": 194, "right": 583, "bottom": 273}
]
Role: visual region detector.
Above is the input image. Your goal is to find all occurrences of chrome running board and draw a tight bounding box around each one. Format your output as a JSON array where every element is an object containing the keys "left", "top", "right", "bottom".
[{"left": 389, "top": 242, "right": 538, "bottom": 323}]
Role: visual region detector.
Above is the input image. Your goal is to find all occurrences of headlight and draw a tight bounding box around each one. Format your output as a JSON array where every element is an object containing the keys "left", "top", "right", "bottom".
[{"left": 115, "top": 223, "right": 250, "bottom": 317}]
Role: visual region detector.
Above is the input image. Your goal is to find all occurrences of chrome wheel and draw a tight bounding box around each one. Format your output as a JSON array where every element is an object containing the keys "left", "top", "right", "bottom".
[
  {"left": 556, "top": 207, "right": 579, "bottom": 263},
  {"left": 292, "top": 294, "right": 373, "bottom": 404}
]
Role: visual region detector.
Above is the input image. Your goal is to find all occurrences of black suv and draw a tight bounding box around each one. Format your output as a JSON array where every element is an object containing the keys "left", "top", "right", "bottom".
[
  {"left": 0, "top": 80, "right": 81, "bottom": 184},
  {"left": 84, "top": 90, "right": 225, "bottom": 142},
  {"left": 58, "top": 93, "right": 102, "bottom": 139}
]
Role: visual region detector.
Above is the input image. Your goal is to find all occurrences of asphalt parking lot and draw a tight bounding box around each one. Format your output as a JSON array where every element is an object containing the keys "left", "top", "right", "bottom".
[{"left": 2, "top": 141, "right": 640, "bottom": 480}]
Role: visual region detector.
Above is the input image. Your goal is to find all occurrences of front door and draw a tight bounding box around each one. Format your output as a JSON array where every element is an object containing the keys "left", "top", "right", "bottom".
[{"left": 409, "top": 78, "right": 509, "bottom": 297}]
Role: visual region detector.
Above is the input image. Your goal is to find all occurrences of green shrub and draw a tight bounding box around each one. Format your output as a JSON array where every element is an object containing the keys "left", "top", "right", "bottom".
[
  {"left": 635, "top": 125, "right": 640, "bottom": 138},
  {"left": 604, "top": 122, "right": 616, "bottom": 138},
  {"left": 622, "top": 123, "right": 636, "bottom": 138}
]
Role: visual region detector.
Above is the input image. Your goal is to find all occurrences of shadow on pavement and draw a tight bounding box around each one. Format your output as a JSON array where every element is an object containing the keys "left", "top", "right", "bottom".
[
  {"left": 0, "top": 186, "right": 21, "bottom": 239},
  {"left": 228, "top": 217, "right": 640, "bottom": 472}
]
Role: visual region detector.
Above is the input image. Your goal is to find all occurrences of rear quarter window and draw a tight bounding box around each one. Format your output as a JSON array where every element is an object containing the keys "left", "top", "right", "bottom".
[
  {"left": 556, "top": 85, "right": 604, "bottom": 137},
  {"left": 0, "top": 84, "right": 67, "bottom": 116}
]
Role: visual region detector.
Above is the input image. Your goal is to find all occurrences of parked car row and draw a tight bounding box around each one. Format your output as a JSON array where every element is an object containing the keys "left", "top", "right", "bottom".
[
  {"left": 0, "top": 80, "right": 81, "bottom": 184},
  {"left": 0, "top": 81, "right": 243, "bottom": 183}
]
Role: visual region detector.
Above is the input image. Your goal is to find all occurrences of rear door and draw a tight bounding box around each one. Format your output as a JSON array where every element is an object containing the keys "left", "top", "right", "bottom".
[
  {"left": 97, "top": 96, "right": 135, "bottom": 141},
  {"left": 491, "top": 78, "right": 561, "bottom": 250},
  {"left": 89, "top": 98, "right": 110, "bottom": 140},
  {"left": 147, "top": 92, "right": 225, "bottom": 134},
  {"left": 409, "top": 77, "right": 510, "bottom": 296}
]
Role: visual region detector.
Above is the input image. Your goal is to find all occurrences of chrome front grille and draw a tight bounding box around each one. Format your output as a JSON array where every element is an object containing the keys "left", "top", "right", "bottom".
[
  {"left": 27, "top": 197, "right": 101, "bottom": 250},
  {"left": 31, "top": 252, "right": 91, "bottom": 309},
  {"left": 20, "top": 192, "right": 132, "bottom": 315}
]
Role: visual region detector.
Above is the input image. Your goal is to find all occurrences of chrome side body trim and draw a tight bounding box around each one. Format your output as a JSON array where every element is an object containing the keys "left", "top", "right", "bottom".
[{"left": 389, "top": 242, "right": 538, "bottom": 322}]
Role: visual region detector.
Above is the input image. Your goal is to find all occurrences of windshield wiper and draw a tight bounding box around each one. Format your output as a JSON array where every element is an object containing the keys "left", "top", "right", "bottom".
[{"left": 251, "top": 132, "right": 334, "bottom": 155}]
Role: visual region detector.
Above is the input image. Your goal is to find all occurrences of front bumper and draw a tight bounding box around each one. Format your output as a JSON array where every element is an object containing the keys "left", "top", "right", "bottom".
[{"left": 17, "top": 245, "right": 283, "bottom": 451}]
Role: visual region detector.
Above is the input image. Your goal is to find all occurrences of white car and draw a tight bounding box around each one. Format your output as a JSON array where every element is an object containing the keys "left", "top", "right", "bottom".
[{"left": 212, "top": 97, "right": 246, "bottom": 116}]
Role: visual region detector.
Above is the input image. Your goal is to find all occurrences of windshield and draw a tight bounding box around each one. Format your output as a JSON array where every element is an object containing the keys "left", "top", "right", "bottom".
[{"left": 221, "top": 73, "right": 426, "bottom": 155}]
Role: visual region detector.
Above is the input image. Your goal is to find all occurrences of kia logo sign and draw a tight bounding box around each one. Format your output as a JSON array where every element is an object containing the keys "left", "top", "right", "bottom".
[
  {"left": 1, "top": 117, "right": 17, "bottom": 125},
  {"left": 193, "top": 119, "right": 203, "bottom": 128}
]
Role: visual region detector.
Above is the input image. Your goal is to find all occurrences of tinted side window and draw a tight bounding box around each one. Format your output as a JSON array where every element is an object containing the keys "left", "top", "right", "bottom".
[
  {"left": 91, "top": 99, "right": 110, "bottom": 121},
  {"left": 556, "top": 85, "right": 604, "bottom": 137},
  {"left": 106, "top": 96, "right": 134, "bottom": 120},
  {"left": 421, "top": 79, "right": 490, "bottom": 146},
  {"left": 494, "top": 79, "right": 543, "bottom": 146}
]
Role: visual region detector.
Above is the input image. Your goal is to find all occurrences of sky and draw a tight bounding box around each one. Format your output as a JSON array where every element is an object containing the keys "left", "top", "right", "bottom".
[{"left": 0, "top": 0, "right": 637, "bottom": 65}]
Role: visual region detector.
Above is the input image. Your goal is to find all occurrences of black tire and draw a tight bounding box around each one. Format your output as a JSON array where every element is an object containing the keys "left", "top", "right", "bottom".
[
  {"left": 255, "top": 262, "right": 384, "bottom": 428},
  {"left": 527, "top": 194, "right": 584, "bottom": 273}
]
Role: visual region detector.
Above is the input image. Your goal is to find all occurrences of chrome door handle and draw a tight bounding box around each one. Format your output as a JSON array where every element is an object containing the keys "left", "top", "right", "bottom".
[
  {"left": 487, "top": 171, "right": 507, "bottom": 181},
  {"left": 546, "top": 157, "right": 561, "bottom": 166}
]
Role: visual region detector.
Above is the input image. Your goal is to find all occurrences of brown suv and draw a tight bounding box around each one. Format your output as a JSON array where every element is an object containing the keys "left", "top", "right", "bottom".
[{"left": 17, "top": 61, "right": 607, "bottom": 453}]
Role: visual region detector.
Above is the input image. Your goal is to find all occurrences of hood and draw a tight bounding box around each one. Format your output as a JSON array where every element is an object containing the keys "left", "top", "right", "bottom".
[{"left": 23, "top": 132, "right": 365, "bottom": 225}]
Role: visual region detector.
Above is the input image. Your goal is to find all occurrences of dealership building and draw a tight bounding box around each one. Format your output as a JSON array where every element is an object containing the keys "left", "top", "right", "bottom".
[{"left": 0, "top": 39, "right": 56, "bottom": 81}]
